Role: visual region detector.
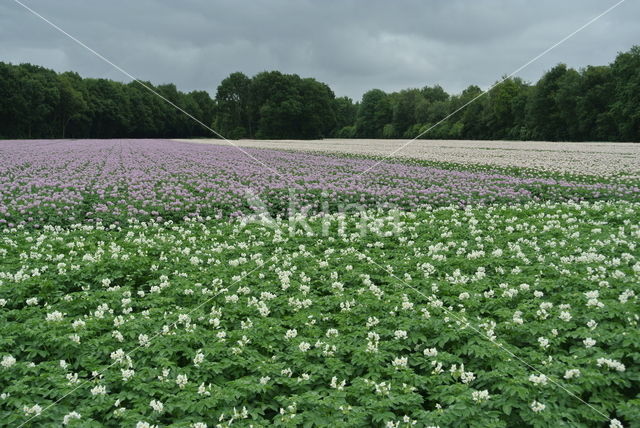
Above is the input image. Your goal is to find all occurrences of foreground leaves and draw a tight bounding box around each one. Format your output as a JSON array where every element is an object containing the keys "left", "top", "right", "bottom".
[{"left": 0, "top": 201, "right": 638, "bottom": 427}]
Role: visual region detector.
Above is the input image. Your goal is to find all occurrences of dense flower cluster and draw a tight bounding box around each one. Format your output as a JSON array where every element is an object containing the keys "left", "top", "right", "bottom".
[
  {"left": 206, "top": 138, "right": 640, "bottom": 178},
  {"left": 0, "top": 200, "right": 637, "bottom": 426},
  {"left": 1, "top": 139, "right": 638, "bottom": 228}
]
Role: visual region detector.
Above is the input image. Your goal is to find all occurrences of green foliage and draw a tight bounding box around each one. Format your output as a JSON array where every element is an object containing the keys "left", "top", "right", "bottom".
[
  {"left": 335, "top": 125, "right": 357, "bottom": 138},
  {"left": 214, "top": 72, "right": 252, "bottom": 138},
  {"left": 356, "top": 89, "right": 392, "bottom": 138},
  {"left": 348, "top": 46, "right": 640, "bottom": 142},
  {"left": 0, "top": 201, "right": 638, "bottom": 426},
  {"left": 610, "top": 45, "right": 640, "bottom": 141},
  {"left": 2, "top": 45, "right": 639, "bottom": 141},
  {"left": 382, "top": 124, "right": 397, "bottom": 138},
  {"left": 217, "top": 71, "right": 337, "bottom": 140},
  {"left": 333, "top": 96, "right": 358, "bottom": 133},
  {"left": 0, "top": 63, "right": 216, "bottom": 139}
]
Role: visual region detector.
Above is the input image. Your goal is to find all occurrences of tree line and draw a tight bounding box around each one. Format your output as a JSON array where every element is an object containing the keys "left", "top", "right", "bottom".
[
  {"left": 1, "top": 45, "right": 638, "bottom": 141},
  {"left": 0, "top": 63, "right": 216, "bottom": 139}
]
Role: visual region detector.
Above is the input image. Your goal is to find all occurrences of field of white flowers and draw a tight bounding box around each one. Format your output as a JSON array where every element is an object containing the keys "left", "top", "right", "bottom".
[
  {"left": 180, "top": 139, "right": 640, "bottom": 178},
  {"left": 1, "top": 140, "right": 639, "bottom": 427}
]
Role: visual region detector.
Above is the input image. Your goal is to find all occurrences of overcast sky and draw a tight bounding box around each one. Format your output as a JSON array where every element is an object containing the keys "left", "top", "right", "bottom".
[{"left": 0, "top": 0, "right": 637, "bottom": 100}]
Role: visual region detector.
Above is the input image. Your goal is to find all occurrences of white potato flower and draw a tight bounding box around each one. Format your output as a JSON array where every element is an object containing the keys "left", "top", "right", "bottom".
[
  {"left": 530, "top": 401, "right": 546, "bottom": 412},
  {"left": 62, "top": 411, "right": 81, "bottom": 425},
  {"left": 472, "top": 389, "right": 490, "bottom": 403},
  {"left": 298, "top": 342, "right": 311, "bottom": 352},
  {"left": 176, "top": 374, "right": 188, "bottom": 389},
  {"left": 45, "top": 311, "right": 64, "bottom": 322},
  {"left": 564, "top": 369, "right": 581, "bottom": 379},
  {"left": 1, "top": 355, "right": 16, "bottom": 368},
  {"left": 150, "top": 399, "right": 164, "bottom": 413}
]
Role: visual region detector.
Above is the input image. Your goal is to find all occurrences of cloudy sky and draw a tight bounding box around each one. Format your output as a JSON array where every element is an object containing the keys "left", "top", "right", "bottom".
[{"left": 0, "top": 0, "right": 637, "bottom": 100}]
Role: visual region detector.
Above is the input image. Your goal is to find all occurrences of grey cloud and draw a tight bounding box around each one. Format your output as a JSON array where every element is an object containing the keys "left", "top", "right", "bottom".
[{"left": 1, "top": 0, "right": 637, "bottom": 100}]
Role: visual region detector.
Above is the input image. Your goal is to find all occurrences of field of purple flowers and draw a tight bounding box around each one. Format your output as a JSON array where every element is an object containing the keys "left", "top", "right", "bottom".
[{"left": 0, "top": 139, "right": 638, "bottom": 228}]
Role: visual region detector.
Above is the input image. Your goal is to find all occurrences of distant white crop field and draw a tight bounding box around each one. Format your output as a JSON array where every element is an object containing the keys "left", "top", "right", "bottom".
[{"left": 175, "top": 139, "right": 640, "bottom": 178}]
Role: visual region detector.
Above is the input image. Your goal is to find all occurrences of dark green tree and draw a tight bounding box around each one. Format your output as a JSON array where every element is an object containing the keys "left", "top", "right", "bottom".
[
  {"left": 56, "top": 72, "right": 87, "bottom": 138},
  {"left": 392, "top": 89, "right": 421, "bottom": 137},
  {"left": 576, "top": 66, "right": 615, "bottom": 141},
  {"left": 332, "top": 96, "right": 357, "bottom": 136},
  {"left": 81, "top": 78, "right": 131, "bottom": 138},
  {"left": 527, "top": 64, "right": 575, "bottom": 140},
  {"left": 2, "top": 45, "right": 640, "bottom": 142},
  {"left": 355, "top": 89, "right": 392, "bottom": 138},
  {"left": 187, "top": 90, "right": 217, "bottom": 137},
  {"left": 610, "top": 46, "right": 640, "bottom": 141},
  {"left": 215, "top": 72, "right": 251, "bottom": 139}
]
